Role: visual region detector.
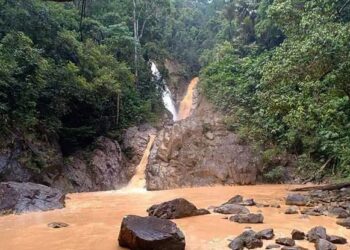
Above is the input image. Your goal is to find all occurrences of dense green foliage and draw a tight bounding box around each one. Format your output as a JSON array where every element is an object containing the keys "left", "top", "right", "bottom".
[
  {"left": 201, "top": 0, "right": 350, "bottom": 180},
  {"left": 0, "top": 0, "right": 167, "bottom": 157}
]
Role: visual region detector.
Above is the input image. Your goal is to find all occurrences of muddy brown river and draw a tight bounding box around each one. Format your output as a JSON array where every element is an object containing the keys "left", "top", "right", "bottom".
[{"left": 0, "top": 185, "right": 349, "bottom": 250}]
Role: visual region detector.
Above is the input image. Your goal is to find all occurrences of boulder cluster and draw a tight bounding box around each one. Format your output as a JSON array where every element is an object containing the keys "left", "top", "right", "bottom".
[{"left": 118, "top": 192, "right": 349, "bottom": 250}]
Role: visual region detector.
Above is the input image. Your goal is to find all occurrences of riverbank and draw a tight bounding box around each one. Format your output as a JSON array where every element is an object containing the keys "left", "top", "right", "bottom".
[{"left": 0, "top": 185, "right": 349, "bottom": 250}]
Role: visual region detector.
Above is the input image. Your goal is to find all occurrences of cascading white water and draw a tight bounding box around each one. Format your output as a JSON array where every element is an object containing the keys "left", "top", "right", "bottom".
[{"left": 151, "top": 62, "right": 177, "bottom": 121}]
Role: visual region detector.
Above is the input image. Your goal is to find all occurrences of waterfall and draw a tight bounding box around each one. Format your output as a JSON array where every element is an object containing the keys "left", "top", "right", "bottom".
[{"left": 151, "top": 62, "right": 177, "bottom": 121}]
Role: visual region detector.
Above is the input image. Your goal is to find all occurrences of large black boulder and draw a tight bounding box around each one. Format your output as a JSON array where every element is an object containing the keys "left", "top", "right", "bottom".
[
  {"left": 0, "top": 181, "right": 65, "bottom": 214},
  {"left": 147, "top": 198, "right": 209, "bottom": 219},
  {"left": 118, "top": 215, "right": 185, "bottom": 250}
]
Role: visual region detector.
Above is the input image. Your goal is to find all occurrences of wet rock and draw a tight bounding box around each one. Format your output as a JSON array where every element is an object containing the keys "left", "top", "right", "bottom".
[
  {"left": 327, "top": 235, "right": 347, "bottom": 244},
  {"left": 315, "top": 239, "right": 337, "bottom": 250},
  {"left": 285, "top": 206, "right": 299, "bottom": 214},
  {"left": 271, "top": 203, "right": 281, "bottom": 208},
  {"left": 286, "top": 194, "right": 308, "bottom": 206},
  {"left": 147, "top": 198, "right": 209, "bottom": 219},
  {"left": 230, "top": 213, "right": 264, "bottom": 224},
  {"left": 118, "top": 215, "right": 185, "bottom": 250},
  {"left": 0, "top": 182, "right": 65, "bottom": 214},
  {"left": 48, "top": 222, "right": 69, "bottom": 228},
  {"left": 336, "top": 217, "right": 350, "bottom": 228},
  {"left": 291, "top": 229, "right": 305, "bottom": 240},
  {"left": 307, "top": 226, "right": 327, "bottom": 243},
  {"left": 328, "top": 206, "right": 349, "bottom": 219},
  {"left": 281, "top": 247, "right": 308, "bottom": 250},
  {"left": 52, "top": 136, "right": 131, "bottom": 192},
  {"left": 229, "top": 230, "right": 263, "bottom": 250},
  {"left": 146, "top": 97, "right": 260, "bottom": 190},
  {"left": 214, "top": 204, "right": 250, "bottom": 215},
  {"left": 275, "top": 237, "right": 295, "bottom": 246},
  {"left": 240, "top": 199, "right": 256, "bottom": 206},
  {"left": 266, "top": 244, "right": 281, "bottom": 249},
  {"left": 301, "top": 206, "right": 324, "bottom": 216},
  {"left": 224, "top": 195, "right": 243, "bottom": 205},
  {"left": 256, "top": 228, "right": 274, "bottom": 240}
]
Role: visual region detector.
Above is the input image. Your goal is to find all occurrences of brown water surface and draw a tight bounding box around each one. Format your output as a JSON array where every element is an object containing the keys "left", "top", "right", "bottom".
[{"left": 0, "top": 185, "right": 349, "bottom": 250}]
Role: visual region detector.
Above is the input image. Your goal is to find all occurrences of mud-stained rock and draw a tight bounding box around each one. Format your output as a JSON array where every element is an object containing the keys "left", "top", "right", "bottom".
[
  {"left": 48, "top": 222, "right": 69, "bottom": 228},
  {"left": 328, "top": 206, "right": 349, "bottom": 218},
  {"left": 307, "top": 226, "right": 327, "bottom": 243},
  {"left": 275, "top": 237, "right": 295, "bottom": 246},
  {"left": 315, "top": 239, "right": 337, "bottom": 250},
  {"left": 327, "top": 235, "right": 347, "bottom": 244},
  {"left": 52, "top": 136, "right": 131, "bottom": 192},
  {"left": 336, "top": 217, "right": 350, "bottom": 228},
  {"left": 285, "top": 194, "right": 308, "bottom": 206},
  {"left": 256, "top": 228, "right": 274, "bottom": 240},
  {"left": 229, "top": 230, "right": 263, "bottom": 250},
  {"left": 240, "top": 199, "right": 256, "bottom": 206},
  {"left": 214, "top": 204, "right": 250, "bottom": 215},
  {"left": 147, "top": 198, "right": 209, "bottom": 219},
  {"left": 285, "top": 206, "right": 299, "bottom": 214},
  {"left": 301, "top": 206, "right": 325, "bottom": 216},
  {"left": 224, "top": 195, "right": 244, "bottom": 205},
  {"left": 146, "top": 97, "right": 260, "bottom": 190},
  {"left": 291, "top": 229, "right": 305, "bottom": 240},
  {"left": 118, "top": 215, "right": 185, "bottom": 250},
  {"left": 121, "top": 124, "right": 157, "bottom": 167},
  {"left": 0, "top": 182, "right": 65, "bottom": 214},
  {"left": 266, "top": 244, "right": 281, "bottom": 249},
  {"left": 230, "top": 213, "right": 264, "bottom": 224}
]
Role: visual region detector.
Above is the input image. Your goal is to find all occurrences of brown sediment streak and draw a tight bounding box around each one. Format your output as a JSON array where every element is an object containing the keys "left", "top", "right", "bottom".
[
  {"left": 177, "top": 77, "right": 199, "bottom": 120},
  {"left": 0, "top": 185, "right": 349, "bottom": 250},
  {"left": 126, "top": 134, "right": 155, "bottom": 189}
]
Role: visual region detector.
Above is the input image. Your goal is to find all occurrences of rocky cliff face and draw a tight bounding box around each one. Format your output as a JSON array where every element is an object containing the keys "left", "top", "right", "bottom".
[
  {"left": 146, "top": 95, "right": 261, "bottom": 190},
  {"left": 0, "top": 124, "right": 156, "bottom": 193}
]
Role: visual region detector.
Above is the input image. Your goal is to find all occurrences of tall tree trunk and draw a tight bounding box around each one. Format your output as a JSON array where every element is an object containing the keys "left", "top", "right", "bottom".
[{"left": 133, "top": 0, "right": 139, "bottom": 85}]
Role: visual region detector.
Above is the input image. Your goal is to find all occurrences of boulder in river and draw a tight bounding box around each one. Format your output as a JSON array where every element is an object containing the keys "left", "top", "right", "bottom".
[
  {"left": 315, "top": 239, "right": 337, "bottom": 250},
  {"left": 291, "top": 229, "right": 305, "bottom": 240},
  {"left": 336, "top": 217, "right": 350, "bottom": 228},
  {"left": 214, "top": 204, "right": 250, "bottom": 215},
  {"left": 327, "top": 235, "right": 347, "bottom": 244},
  {"left": 147, "top": 198, "right": 209, "bottom": 219},
  {"left": 118, "top": 215, "right": 185, "bottom": 250},
  {"left": 275, "top": 237, "right": 295, "bottom": 247},
  {"left": 48, "top": 222, "right": 69, "bottom": 228},
  {"left": 224, "top": 195, "right": 244, "bottom": 205},
  {"left": 285, "top": 206, "right": 299, "bottom": 214},
  {"left": 0, "top": 182, "right": 65, "bottom": 214},
  {"left": 256, "top": 228, "right": 274, "bottom": 240},
  {"left": 285, "top": 194, "right": 308, "bottom": 206},
  {"left": 229, "top": 213, "right": 264, "bottom": 224},
  {"left": 306, "top": 226, "right": 328, "bottom": 243},
  {"left": 228, "top": 230, "right": 263, "bottom": 250}
]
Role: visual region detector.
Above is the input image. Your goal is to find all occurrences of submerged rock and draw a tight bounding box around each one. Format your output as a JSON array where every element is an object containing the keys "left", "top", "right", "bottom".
[
  {"left": 214, "top": 204, "right": 249, "bottom": 215},
  {"left": 307, "top": 226, "right": 328, "bottom": 243},
  {"left": 266, "top": 244, "right": 281, "bottom": 249},
  {"left": 315, "top": 239, "right": 337, "bottom": 250},
  {"left": 285, "top": 194, "right": 308, "bottom": 206},
  {"left": 118, "top": 215, "right": 185, "bottom": 250},
  {"left": 48, "top": 222, "right": 69, "bottom": 228},
  {"left": 147, "top": 198, "right": 209, "bottom": 219},
  {"left": 327, "top": 235, "right": 347, "bottom": 244},
  {"left": 230, "top": 213, "right": 264, "bottom": 224},
  {"left": 285, "top": 206, "right": 299, "bottom": 215},
  {"left": 256, "top": 228, "right": 274, "bottom": 240},
  {"left": 336, "top": 217, "right": 350, "bottom": 228},
  {"left": 228, "top": 230, "right": 263, "bottom": 250},
  {"left": 224, "top": 195, "right": 244, "bottom": 205},
  {"left": 275, "top": 237, "right": 295, "bottom": 247},
  {"left": 291, "top": 229, "right": 305, "bottom": 240},
  {"left": 0, "top": 182, "right": 65, "bottom": 214}
]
